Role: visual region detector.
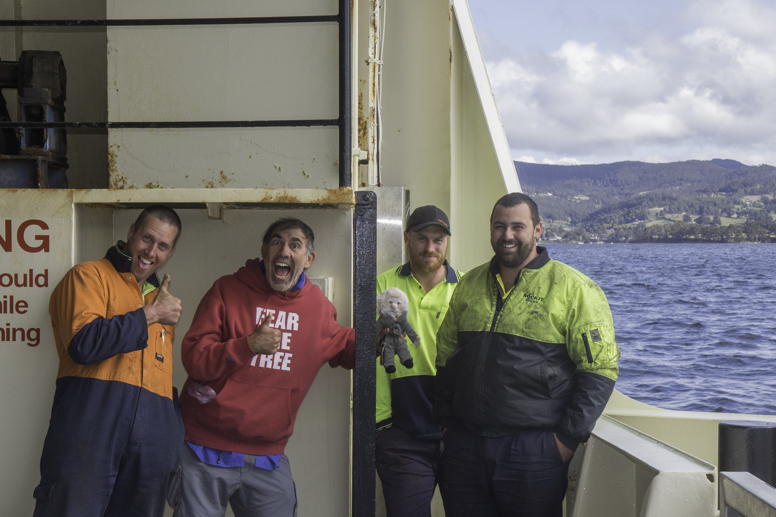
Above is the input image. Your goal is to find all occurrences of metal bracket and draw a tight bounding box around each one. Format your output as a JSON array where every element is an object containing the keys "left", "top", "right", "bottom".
[{"left": 206, "top": 203, "right": 224, "bottom": 220}]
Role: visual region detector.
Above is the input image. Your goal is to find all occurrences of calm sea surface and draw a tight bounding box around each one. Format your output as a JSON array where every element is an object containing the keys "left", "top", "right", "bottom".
[{"left": 545, "top": 243, "right": 776, "bottom": 415}]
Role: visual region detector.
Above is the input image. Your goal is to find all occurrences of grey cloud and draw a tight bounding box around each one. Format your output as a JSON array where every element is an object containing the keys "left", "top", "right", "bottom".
[{"left": 489, "top": 0, "right": 776, "bottom": 165}]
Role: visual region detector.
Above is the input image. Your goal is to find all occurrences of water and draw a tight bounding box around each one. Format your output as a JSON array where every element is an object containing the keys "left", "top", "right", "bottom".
[{"left": 545, "top": 243, "right": 776, "bottom": 415}]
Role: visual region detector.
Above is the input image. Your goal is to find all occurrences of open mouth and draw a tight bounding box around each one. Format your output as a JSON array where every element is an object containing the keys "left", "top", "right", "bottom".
[
  {"left": 273, "top": 261, "right": 292, "bottom": 278},
  {"left": 137, "top": 256, "right": 153, "bottom": 269}
]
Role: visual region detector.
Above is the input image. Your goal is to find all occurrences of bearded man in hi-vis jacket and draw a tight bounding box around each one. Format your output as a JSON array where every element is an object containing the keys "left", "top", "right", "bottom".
[{"left": 434, "top": 193, "right": 620, "bottom": 517}]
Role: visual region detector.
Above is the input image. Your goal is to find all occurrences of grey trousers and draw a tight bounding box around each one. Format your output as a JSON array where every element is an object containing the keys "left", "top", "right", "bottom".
[{"left": 168, "top": 443, "right": 297, "bottom": 517}]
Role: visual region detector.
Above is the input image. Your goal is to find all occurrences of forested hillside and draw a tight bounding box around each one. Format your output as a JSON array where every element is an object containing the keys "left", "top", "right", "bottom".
[{"left": 515, "top": 159, "right": 776, "bottom": 242}]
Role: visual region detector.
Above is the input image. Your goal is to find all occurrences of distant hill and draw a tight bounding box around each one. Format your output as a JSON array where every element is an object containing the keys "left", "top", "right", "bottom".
[
  {"left": 709, "top": 159, "right": 746, "bottom": 170},
  {"left": 514, "top": 159, "right": 776, "bottom": 242},
  {"left": 515, "top": 159, "right": 772, "bottom": 198}
]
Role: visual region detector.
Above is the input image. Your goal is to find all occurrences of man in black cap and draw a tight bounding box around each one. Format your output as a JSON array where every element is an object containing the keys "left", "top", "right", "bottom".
[{"left": 375, "top": 205, "right": 462, "bottom": 517}]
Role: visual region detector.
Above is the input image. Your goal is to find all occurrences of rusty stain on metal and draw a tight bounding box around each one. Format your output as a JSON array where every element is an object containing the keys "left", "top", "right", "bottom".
[
  {"left": 358, "top": 89, "right": 367, "bottom": 148},
  {"left": 274, "top": 164, "right": 283, "bottom": 172},
  {"left": 67, "top": 188, "right": 356, "bottom": 208},
  {"left": 107, "top": 144, "right": 118, "bottom": 179},
  {"left": 144, "top": 181, "right": 161, "bottom": 189},
  {"left": 449, "top": 8, "right": 454, "bottom": 77},
  {"left": 197, "top": 169, "right": 235, "bottom": 188},
  {"left": 247, "top": 188, "right": 354, "bottom": 205},
  {"left": 109, "top": 172, "right": 134, "bottom": 190},
  {"left": 217, "top": 170, "right": 233, "bottom": 187}
]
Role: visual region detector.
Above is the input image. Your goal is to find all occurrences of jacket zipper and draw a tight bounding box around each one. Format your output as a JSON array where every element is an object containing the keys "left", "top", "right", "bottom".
[
  {"left": 581, "top": 332, "right": 593, "bottom": 364},
  {"left": 476, "top": 270, "right": 520, "bottom": 430}
]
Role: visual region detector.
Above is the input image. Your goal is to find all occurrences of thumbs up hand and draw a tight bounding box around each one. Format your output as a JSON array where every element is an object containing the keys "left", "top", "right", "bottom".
[
  {"left": 144, "top": 274, "right": 182, "bottom": 326},
  {"left": 248, "top": 313, "right": 281, "bottom": 355}
]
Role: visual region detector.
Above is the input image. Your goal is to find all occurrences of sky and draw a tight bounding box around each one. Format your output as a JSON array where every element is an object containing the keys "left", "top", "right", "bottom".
[{"left": 467, "top": 0, "right": 776, "bottom": 166}]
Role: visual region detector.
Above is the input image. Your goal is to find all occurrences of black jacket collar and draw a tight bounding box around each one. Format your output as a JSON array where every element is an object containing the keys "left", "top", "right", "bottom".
[{"left": 489, "top": 246, "right": 550, "bottom": 278}]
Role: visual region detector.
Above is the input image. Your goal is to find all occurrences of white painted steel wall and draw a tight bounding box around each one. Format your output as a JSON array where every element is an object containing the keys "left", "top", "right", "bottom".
[
  {"left": 370, "top": 0, "right": 517, "bottom": 273},
  {"left": 449, "top": 4, "right": 517, "bottom": 272},
  {"left": 376, "top": 0, "right": 452, "bottom": 214},
  {"left": 106, "top": 0, "right": 343, "bottom": 190}
]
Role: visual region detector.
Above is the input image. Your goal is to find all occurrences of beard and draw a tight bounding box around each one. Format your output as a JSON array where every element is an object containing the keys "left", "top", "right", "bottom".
[
  {"left": 266, "top": 258, "right": 305, "bottom": 292},
  {"left": 492, "top": 236, "right": 535, "bottom": 269},
  {"left": 266, "top": 271, "right": 303, "bottom": 292},
  {"left": 408, "top": 249, "right": 446, "bottom": 275}
]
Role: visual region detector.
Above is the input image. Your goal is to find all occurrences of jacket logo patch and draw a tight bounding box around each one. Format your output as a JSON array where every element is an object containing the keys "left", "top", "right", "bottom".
[
  {"left": 522, "top": 293, "right": 545, "bottom": 304},
  {"left": 155, "top": 353, "right": 164, "bottom": 363},
  {"left": 590, "top": 329, "right": 602, "bottom": 342}
]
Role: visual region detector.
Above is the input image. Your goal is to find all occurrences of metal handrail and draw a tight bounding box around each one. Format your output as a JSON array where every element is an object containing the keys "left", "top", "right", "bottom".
[
  {"left": 0, "top": 16, "right": 338, "bottom": 27},
  {"left": 0, "top": 120, "right": 338, "bottom": 129},
  {"left": 720, "top": 471, "right": 776, "bottom": 517}
]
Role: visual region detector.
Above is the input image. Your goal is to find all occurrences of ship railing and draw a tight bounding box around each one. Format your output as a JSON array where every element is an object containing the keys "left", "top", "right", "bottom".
[
  {"left": 720, "top": 471, "right": 776, "bottom": 517},
  {"left": 567, "top": 415, "right": 717, "bottom": 517}
]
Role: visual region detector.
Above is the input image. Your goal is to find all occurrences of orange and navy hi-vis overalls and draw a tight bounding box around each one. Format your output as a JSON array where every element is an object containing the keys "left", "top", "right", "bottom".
[{"left": 33, "top": 242, "right": 184, "bottom": 517}]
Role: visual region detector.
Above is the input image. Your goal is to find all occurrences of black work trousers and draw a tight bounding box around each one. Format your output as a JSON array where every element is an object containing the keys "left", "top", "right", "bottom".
[
  {"left": 439, "top": 423, "right": 570, "bottom": 517},
  {"left": 376, "top": 425, "right": 443, "bottom": 517}
]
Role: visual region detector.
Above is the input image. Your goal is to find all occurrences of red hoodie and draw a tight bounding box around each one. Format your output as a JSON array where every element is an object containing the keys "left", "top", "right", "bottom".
[{"left": 179, "top": 258, "right": 355, "bottom": 455}]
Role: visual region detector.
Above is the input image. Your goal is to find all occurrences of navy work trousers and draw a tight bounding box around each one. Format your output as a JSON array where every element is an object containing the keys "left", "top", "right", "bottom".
[
  {"left": 33, "top": 378, "right": 184, "bottom": 517},
  {"left": 375, "top": 425, "right": 443, "bottom": 517},
  {"left": 439, "top": 424, "right": 570, "bottom": 517}
]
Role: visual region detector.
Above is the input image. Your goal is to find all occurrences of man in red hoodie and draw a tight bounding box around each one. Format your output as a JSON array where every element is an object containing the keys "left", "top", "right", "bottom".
[{"left": 169, "top": 218, "right": 355, "bottom": 517}]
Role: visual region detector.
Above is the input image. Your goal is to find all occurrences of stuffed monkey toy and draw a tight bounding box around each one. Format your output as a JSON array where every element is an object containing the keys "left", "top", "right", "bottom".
[{"left": 376, "top": 287, "right": 421, "bottom": 373}]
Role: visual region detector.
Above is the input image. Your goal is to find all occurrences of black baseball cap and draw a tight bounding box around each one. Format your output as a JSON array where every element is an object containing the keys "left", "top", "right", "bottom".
[{"left": 406, "top": 205, "right": 451, "bottom": 235}]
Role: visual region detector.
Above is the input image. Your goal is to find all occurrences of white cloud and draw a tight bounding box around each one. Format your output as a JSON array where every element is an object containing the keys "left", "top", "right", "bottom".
[
  {"left": 489, "top": 0, "right": 776, "bottom": 165},
  {"left": 515, "top": 155, "right": 584, "bottom": 165},
  {"left": 689, "top": 0, "right": 775, "bottom": 42}
]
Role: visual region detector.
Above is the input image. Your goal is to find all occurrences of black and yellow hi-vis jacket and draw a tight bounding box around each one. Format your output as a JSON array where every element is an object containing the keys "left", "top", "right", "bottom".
[{"left": 434, "top": 247, "right": 619, "bottom": 450}]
